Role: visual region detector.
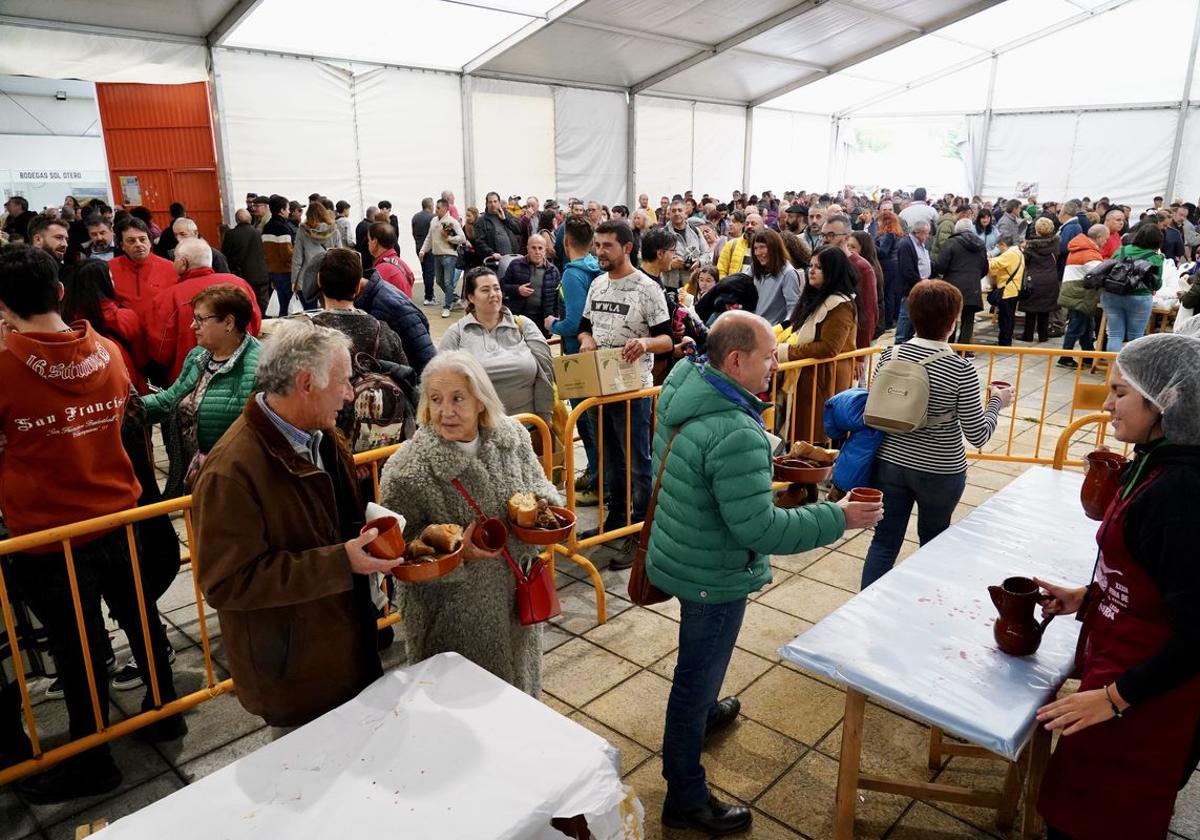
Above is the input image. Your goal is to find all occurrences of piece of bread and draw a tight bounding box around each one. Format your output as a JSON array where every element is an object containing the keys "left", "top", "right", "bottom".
[
  {"left": 508, "top": 492, "right": 538, "bottom": 527},
  {"left": 407, "top": 539, "right": 436, "bottom": 559},
  {"left": 420, "top": 523, "right": 464, "bottom": 554}
]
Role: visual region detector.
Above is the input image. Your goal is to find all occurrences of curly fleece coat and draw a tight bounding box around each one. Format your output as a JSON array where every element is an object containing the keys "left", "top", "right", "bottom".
[{"left": 379, "top": 415, "right": 561, "bottom": 696}]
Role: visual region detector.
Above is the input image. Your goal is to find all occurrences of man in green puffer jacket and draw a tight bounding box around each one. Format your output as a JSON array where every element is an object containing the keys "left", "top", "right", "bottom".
[{"left": 646, "top": 311, "right": 884, "bottom": 836}]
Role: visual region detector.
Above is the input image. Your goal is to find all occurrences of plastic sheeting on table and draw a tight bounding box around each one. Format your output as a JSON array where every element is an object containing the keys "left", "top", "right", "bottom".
[
  {"left": 781, "top": 467, "right": 1097, "bottom": 760},
  {"left": 95, "top": 653, "right": 643, "bottom": 840}
]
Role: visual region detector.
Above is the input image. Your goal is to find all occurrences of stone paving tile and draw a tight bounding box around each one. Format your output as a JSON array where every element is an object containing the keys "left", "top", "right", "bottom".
[
  {"left": 583, "top": 607, "right": 679, "bottom": 667},
  {"left": 648, "top": 647, "right": 773, "bottom": 700},
  {"left": 738, "top": 665, "right": 845, "bottom": 747},
  {"left": 43, "top": 771, "right": 184, "bottom": 840},
  {"left": 541, "top": 624, "right": 573, "bottom": 653},
  {"left": 817, "top": 703, "right": 938, "bottom": 783},
  {"left": 176, "top": 726, "right": 271, "bottom": 782},
  {"left": 1172, "top": 772, "right": 1200, "bottom": 839},
  {"left": 734, "top": 601, "right": 811, "bottom": 662},
  {"left": 702, "top": 716, "right": 806, "bottom": 803},
  {"left": 582, "top": 669, "right": 674, "bottom": 751},
  {"left": 567, "top": 712, "right": 652, "bottom": 777},
  {"left": 747, "top": 568, "right": 793, "bottom": 602},
  {"left": 541, "top": 638, "right": 640, "bottom": 708},
  {"left": 757, "top": 576, "right": 854, "bottom": 624},
  {"left": 0, "top": 787, "right": 37, "bottom": 840},
  {"left": 769, "top": 545, "right": 833, "bottom": 574},
  {"left": 150, "top": 690, "right": 268, "bottom": 768},
  {"left": 966, "top": 467, "right": 1019, "bottom": 491},
  {"left": 928, "top": 754, "right": 1014, "bottom": 837},
  {"left": 756, "top": 749, "right": 909, "bottom": 840},
  {"left": 541, "top": 691, "right": 575, "bottom": 716},
  {"left": 890, "top": 801, "right": 999, "bottom": 839},
  {"left": 551, "top": 577, "right": 630, "bottom": 635},
  {"left": 802, "top": 550, "right": 865, "bottom": 593}
]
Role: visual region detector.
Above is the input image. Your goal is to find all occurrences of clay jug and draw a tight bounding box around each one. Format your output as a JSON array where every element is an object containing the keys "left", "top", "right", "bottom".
[
  {"left": 989, "top": 576, "right": 1054, "bottom": 657},
  {"left": 1080, "top": 449, "right": 1128, "bottom": 521}
]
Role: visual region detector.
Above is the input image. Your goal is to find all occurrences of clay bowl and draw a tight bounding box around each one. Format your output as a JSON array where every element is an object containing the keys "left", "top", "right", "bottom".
[
  {"left": 772, "top": 457, "right": 833, "bottom": 484},
  {"left": 989, "top": 380, "right": 1012, "bottom": 390},
  {"left": 392, "top": 544, "right": 463, "bottom": 583},
  {"left": 473, "top": 517, "right": 509, "bottom": 553},
  {"left": 362, "top": 516, "right": 406, "bottom": 560},
  {"left": 509, "top": 507, "right": 576, "bottom": 545},
  {"left": 848, "top": 487, "right": 883, "bottom": 504}
]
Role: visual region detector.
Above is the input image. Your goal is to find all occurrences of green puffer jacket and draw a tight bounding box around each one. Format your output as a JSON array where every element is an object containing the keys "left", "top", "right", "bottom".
[
  {"left": 1111, "top": 244, "right": 1164, "bottom": 296},
  {"left": 143, "top": 334, "right": 261, "bottom": 452},
  {"left": 645, "top": 360, "right": 846, "bottom": 604}
]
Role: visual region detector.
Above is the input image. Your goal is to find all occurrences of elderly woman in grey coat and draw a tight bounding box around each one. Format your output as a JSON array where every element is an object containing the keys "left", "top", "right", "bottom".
[{"left": 378, "top": 351, "right": 561, "bottom": 695}]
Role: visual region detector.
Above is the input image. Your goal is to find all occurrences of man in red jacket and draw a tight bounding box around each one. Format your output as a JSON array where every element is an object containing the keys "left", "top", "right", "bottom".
[
  {"left": 0, "top": 246, "right": 180, "bottom": 802},
  {"left": 367, "top": 222, "right": 415, "bottom": 297},
  {"left": 148, "top": 239, "right": 263, "bottom": 381},
  {"left": 108, "top": 217, "right": 176, "bottom": 319}
]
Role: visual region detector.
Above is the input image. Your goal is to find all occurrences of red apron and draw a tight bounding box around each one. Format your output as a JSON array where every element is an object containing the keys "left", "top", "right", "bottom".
[{"left": 1039, "top": 469, "right": 1200, "bottom": 839}]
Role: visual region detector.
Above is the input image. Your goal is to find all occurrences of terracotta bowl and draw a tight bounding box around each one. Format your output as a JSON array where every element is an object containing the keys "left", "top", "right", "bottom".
[
  {"left": 772, "top": 457, "right": 833, "bottom": 484},
  {"left": 392, "top": 544, "right": 463, "bottom": 583},
  {"left": 990, "top": 380, "right": 1012, "bottom": 389},
  {"left": 362, "top": 516, "right": 406, "bottom": 560},
  {"left": 473, "top": 517, "right": 509, "bottom": 553},
  {"left": 509, "top": 507, "right": 576, "bottom": 545},
  {"left": 848, "top": 487, "right": 883, "bottom": 504}
]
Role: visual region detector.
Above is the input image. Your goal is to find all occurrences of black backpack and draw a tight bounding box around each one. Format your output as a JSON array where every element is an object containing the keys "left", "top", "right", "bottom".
[{"left": 1082, "top": 256, "right": 1157, "bottom": 296}]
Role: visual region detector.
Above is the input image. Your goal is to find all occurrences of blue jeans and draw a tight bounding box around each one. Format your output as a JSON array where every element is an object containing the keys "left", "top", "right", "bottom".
[
  {"left": 894, "top": 299, "right": 914, "bottom": 343},
  {"left": 269, "top": 272, "right": 292, "bottom": 316},
  {"left": 600, "top": 396, "right": 651, "bottom": 530},
  {"left": 420, "top": 252, "right": 436, "bottom": 302},
  {"left": 569, "top": 397, "right": 599, "bottom": 488},
  {"left": 1061, "top": 309, "right": 1095, "bottom": 353},
  {"left": 662, "top": 596, "right": 747, "bottom": 808},
  {"left": 434, "top": 255, "right": 458, "bottom": 308},
  {"left": 1100, "top": 291, "right": 1154, "bottom": 352},
  {"left": 861, "top": 460, "right": 967, "bottom": 589}
]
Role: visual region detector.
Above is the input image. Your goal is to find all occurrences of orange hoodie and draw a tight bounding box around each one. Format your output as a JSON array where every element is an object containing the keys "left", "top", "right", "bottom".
[
  {"left": 0, "top": 321, "right": 141, "bottom": 548},
  {"left": 1066, "top": 232, "right": 1103, "bottom": 266}
]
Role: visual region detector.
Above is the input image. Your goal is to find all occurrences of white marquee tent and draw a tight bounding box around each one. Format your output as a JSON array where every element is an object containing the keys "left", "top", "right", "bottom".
[{"left": 2, "top": 0, "right": 1198, "bottom": 220}]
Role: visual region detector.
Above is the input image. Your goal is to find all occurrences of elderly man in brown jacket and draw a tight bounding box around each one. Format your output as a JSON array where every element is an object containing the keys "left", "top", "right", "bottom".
[{"left": 193, "top": 319, "right": 401, "bottom": 731}]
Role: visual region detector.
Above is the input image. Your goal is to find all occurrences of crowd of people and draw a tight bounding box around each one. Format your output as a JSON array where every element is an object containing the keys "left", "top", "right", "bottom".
[{"left": 1, "top": 181, "right": 1198, "bottom": 837}]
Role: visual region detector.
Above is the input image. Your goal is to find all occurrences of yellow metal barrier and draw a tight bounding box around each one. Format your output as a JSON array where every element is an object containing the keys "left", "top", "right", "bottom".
[{"left": 1053, "top": 413, "right": 1112, "bottom": 471}]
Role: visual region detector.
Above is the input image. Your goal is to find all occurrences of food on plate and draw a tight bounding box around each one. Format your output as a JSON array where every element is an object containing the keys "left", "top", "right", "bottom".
[
  {"left": 406, "top": 539, "right": 436, "bottom": 560},
  {"left": 534, "top": 498, "right": 561, "bottom": 529},
  {"left": 507, "top": 492, "right": 538, "bottom": 527},
  {"left": 786, "top": 440, "right": 835, "bottom": 465},
  {"left": 420, "top": 523, "right": 464, "bottom": 554}
]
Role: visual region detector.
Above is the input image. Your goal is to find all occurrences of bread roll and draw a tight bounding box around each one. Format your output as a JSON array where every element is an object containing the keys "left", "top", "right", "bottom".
[
  {"left": 508, "top": 492, "right": 538, "bottom": 527},
  {"left": 420, "top": 523, "right": 463, "bottom": 554},
  {"left": 407, "top": 539, "right": 436, "bottom": 559}
]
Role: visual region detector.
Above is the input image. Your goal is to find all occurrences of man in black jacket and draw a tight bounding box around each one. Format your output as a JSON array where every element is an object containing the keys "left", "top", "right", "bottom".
[
  {"left": 894, "top": 220, "right": 930, "bottom": 343},
  {"left": 354, "top": 269, "right": 436, "bottom": 375},
  {"left": 500, "top": 232, "right": 560, "bottom": 335},
  {"left": 2, "top": 196, "right": 36, "bottom": 244},
  {"left": 355, "top": 206, "right": 377, "bottom": 278},
  {"left": 411, "top": 198, "right": 435, "bottom": 303},
  {"left": 473, "top": 191, "right": 523, "bottom": 268},
  {"left": 220, "top": 209, "right": 271, "bottom": 311}
]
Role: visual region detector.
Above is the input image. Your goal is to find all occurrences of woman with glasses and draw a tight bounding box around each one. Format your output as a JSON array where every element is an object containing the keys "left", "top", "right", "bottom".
[{"left": 140, "top": 285, "right": 261, "bottom": 492}]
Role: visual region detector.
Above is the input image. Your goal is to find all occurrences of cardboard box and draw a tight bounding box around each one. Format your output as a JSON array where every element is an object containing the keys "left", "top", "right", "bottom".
[{"left": 553, "top": 348, "right": 644, "bottom": 399}]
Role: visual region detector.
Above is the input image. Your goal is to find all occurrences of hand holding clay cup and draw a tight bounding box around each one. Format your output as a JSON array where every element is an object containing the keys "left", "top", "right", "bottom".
[
  {"left": 463, "top": 519, "right": 506, "bottom": 560},
  {"left": 988, "top": 381, "right": 1014, "bottom": 408},
  {"left": 361, "top": 516, "right": 406, "bottom": 560},
  {"left": 838, "top": 491, "right": 884, "bottom": 530}
]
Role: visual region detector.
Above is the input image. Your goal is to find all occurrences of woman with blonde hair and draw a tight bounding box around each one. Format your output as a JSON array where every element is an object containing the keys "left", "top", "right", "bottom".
[
  {"left": 379, "top": 351, "right": 561, "bottom": 695},
  {"left": 294, "top": 201, "right": 337, "bottom": 309},
  {"left": 1019, "top": 215, "right": 1061, "bottom": 343}
]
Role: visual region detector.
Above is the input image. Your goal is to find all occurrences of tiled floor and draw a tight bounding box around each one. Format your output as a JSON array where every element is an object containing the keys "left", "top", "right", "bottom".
[{"left": 4, "top": 310, "right": 1195, "bottom": 839}]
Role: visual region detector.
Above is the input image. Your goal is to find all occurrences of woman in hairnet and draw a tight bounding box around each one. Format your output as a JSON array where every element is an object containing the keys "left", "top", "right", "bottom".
[{"left": 1031, "top": 332, "right": 1200, "bottom": 840}]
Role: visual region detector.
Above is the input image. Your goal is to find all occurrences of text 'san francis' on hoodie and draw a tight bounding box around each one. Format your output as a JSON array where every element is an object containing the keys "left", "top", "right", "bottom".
[{"left": 0, "top": 321, "right": 140, "bottom": 549}]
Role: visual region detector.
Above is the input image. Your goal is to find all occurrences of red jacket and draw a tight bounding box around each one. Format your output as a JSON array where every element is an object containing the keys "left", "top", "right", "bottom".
[
  {"left": 848, "top": 251, "right": 878, "bottom": 350},
  {"left": 0, "top": 322, "right": 141, "bottom": 548},
  {"left": 373, "top": 249, "right": 415, "bottom": 298},
  {"left": 1102, "top": 230, "right": 1122, "bottom": 259},
  {"left": 109, "top": 253, "right": 177, "bottom": 320},
  {"left": 1066, "top": 232, "right": 1104, "bottom": 266},
  {"left": 148, "top": 267, "right": 263, "bottom": 382},
  {"left": 99, "top": 298, "right": 147, "bottom": 393}
]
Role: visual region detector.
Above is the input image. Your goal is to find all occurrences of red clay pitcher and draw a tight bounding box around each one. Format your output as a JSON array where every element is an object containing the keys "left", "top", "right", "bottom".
[
  {"left": 1080, "top": 449, "right": 1128, "bottom": 521},
  {"left": 989, "top": 576, "right": 1054, "bottom": 657}
]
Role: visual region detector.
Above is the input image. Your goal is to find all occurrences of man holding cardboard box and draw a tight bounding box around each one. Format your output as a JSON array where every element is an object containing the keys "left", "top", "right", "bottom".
[{"left": 574, "top": 221, "right": 673, "bottom": 567}]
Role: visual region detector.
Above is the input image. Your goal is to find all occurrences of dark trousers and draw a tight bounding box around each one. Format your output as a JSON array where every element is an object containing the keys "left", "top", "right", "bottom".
[
  {"left": 1022, "top": 311, "right": 1050, "bottom": 343},
  {"left": 662, "top": 596, "right": 746, "bottom": 807},
  {"left": 420, "top": 252, "right": 436, "bottom": 302},
  {"left": 599, "top": 397, "right": 652, "bottom": 530},
  {"left": 269, "top": 272, "right": 292, "bottom": 316},
  {"left": 996, "top": 297, "right": 1018, "bottom": 346},
  {"left": 861, "top": 460, "right": 966, "bottom": 589},
  {"left": 951, "top": 306, "right": 981, "bottom": 345},
  {"left": 6, "top": 530, "right": 177, "bottom": 766},
  {"left": 1061, "top": 310, "right": 1095, "bottom": 353},
  {"left": 569, "top": 397, "right": 599, "bottom": 488}
]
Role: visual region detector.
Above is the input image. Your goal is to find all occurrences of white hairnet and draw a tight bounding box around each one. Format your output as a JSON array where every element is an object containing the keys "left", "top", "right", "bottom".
[
  {"left": 1116, "top": 333, "right": 1200, "bottom": 445},
  {"left": 1177, "top": 313, "right": 1200, "bottom": 339}
]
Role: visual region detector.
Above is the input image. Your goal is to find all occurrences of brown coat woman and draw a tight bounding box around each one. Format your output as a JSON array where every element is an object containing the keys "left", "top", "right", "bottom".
[{"left": 779, "top": 246, "right": 859, "bottom": 443}]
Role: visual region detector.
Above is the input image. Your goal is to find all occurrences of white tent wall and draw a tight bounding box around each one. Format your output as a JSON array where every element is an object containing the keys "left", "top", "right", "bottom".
[
  {"left": 634, "top": 96, "right": 694, "bottom": 204},
  {"left": 747, "top": 108, "right": 832, "bottom": 195},
  {"left": 1174, "top": 107, "right": 1200, "bottom": 203},
  {"left": 982, "top": 109, "right": 1177, "bottom": 207},
  {"left": 691, "top": 103, "right": 746, "bottom": 199},
  {"left": 470, "top": 77, "right": 556, "bottom": 208},
  {"left": 354, "top": 66, "right": 464, "bottom": 244},
  {"left": 0, "top": 22, "right": 208, "bottom": 84},
  {"left": 212, "top": 50, "right": 361, "bottom": 216},
  {"left": 553, "top": 88, "right": 627, "bottom": 206},
  {"left": 833, "top": 117, "right": 971, "bottom": 197}
]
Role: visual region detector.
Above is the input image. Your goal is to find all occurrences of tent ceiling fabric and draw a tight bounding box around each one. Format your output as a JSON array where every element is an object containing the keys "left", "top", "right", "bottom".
[{"left": 0, "top": 0, "right": 238, "bottom": 40}]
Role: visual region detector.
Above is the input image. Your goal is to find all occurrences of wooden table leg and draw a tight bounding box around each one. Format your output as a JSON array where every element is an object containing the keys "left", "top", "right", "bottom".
[
  {"left": 834, "top": 689, "right": 867, "bottom": 840},
  {"left": 928, "top": 726, "right": 944, "bottom": 770},
  {"left": 996, "top": 757, "right": 1022, "bottom": 829},
  {"left": 1021, "top": 725, "right": 1052, "bottom": 839}
]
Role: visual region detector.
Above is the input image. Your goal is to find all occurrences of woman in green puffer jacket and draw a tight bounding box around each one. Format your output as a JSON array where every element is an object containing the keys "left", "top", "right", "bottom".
[
  {"left": 142, "top": 285, "right": 261, "bottom": 493},
  {"left": 1102, "top": 223, "right": 1164, "bottom": 352}
]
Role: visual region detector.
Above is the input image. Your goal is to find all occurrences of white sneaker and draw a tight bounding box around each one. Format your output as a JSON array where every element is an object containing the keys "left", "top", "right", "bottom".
[{"left": 441, "top": 308, "right": 450, "bottom": 318}]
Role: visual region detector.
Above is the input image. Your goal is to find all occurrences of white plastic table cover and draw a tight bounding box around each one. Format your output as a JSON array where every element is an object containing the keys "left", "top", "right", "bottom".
[
  {"left": 781, "top": 466, "right": 1098, "bottom": 761},
  {"left": 95, "top": 652, "right": 643, "bottom": 839}
]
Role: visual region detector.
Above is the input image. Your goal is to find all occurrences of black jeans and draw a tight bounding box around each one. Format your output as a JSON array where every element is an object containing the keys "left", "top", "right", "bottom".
[
  {"left": 996, "top": 297, "right": 1018, "bottom": 346},
  {"left": 1023, "top": 311, "right": 1050, "bottom": 343},
  {"left": 952, "top": 306, "right": 981, "bottom": 345},
  {"left": 6, "top": 529, "right": 176, "bottom": 765}
]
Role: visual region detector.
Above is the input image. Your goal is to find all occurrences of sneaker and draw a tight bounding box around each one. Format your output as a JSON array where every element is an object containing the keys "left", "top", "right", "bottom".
[
  {"left": 450, "top": 301, "right": 465, "bottom": 312},
  {"left": 441, "top": 308, "right": 450, "bottom": 319},
  {"left": 17, "top": 757, "right": 122, "bottom": 804},
  {"left": 112, "top": 644, "right": 176, "bottom": 691},
  {"left": 573, "top": 472, "right": 596, "bottom": 492},
  {"left": 574, "top": 488, "right": 600, "bottom": 506},
  {"left": 1057, "top": 357, "right": 1079, "bottom": 369},
  {"left": 423, "top": 298, "right": 438, "bottom": 307},
  {"left": 607, "top": 536, "right": 638, "bottom": 571},
  {"left": 43, "top": 677, "right": 64, "bottom": 700}
]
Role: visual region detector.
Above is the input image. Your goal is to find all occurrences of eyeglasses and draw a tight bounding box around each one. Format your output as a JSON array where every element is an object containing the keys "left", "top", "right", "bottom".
[
  {"left": 192, "top": 314, "right": 221, "bottom": 327},
  {"left": 821, "top": 231, "right": 846, "bottom": 241}
]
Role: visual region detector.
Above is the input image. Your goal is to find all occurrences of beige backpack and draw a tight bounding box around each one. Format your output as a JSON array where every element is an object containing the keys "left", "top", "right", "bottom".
[{"left": 863, "top": 347, "right": 955, "bottom": 433}]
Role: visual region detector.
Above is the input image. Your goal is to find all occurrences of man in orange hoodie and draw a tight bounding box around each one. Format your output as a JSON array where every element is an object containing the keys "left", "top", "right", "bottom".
[
  {"left": 1057, "top": 223, "right": 1109, "bottom": 368},
  {"left": 0, "top": 247, "right": 181, "bottom": 802},
  {"left": 108, "top": 216, "right": 176, "bottom": 378}
]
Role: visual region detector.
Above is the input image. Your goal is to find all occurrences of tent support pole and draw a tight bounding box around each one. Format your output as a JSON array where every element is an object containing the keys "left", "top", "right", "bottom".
[
  {"left": 348, "top": 70, "right": 365, "bottom": 220},
  {"left": 974, "top": 55, "right": 998, "bottom": 198},
  {"left": 1165, "top": 5, "right": 1200, "bottom": 201},
  {"left": 461, "top": 74, "right": 477, "bottom": 206},
  {"left": 206, "top": 46, "right": 236, "bottom": 228},
  {"left": 826, "top": 117, "right": 840, "bottom": 193},
  {"left": 626, "top": 92, "right": 637, "bottom": 208},
  {"left": 742, "top": 105, "right": 754, "bottom": 193}
]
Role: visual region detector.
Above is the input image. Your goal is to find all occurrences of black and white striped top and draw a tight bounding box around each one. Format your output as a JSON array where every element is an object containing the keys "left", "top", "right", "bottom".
[{"left": 873, "top": 339, "right": 1003, "bottom": 475}]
